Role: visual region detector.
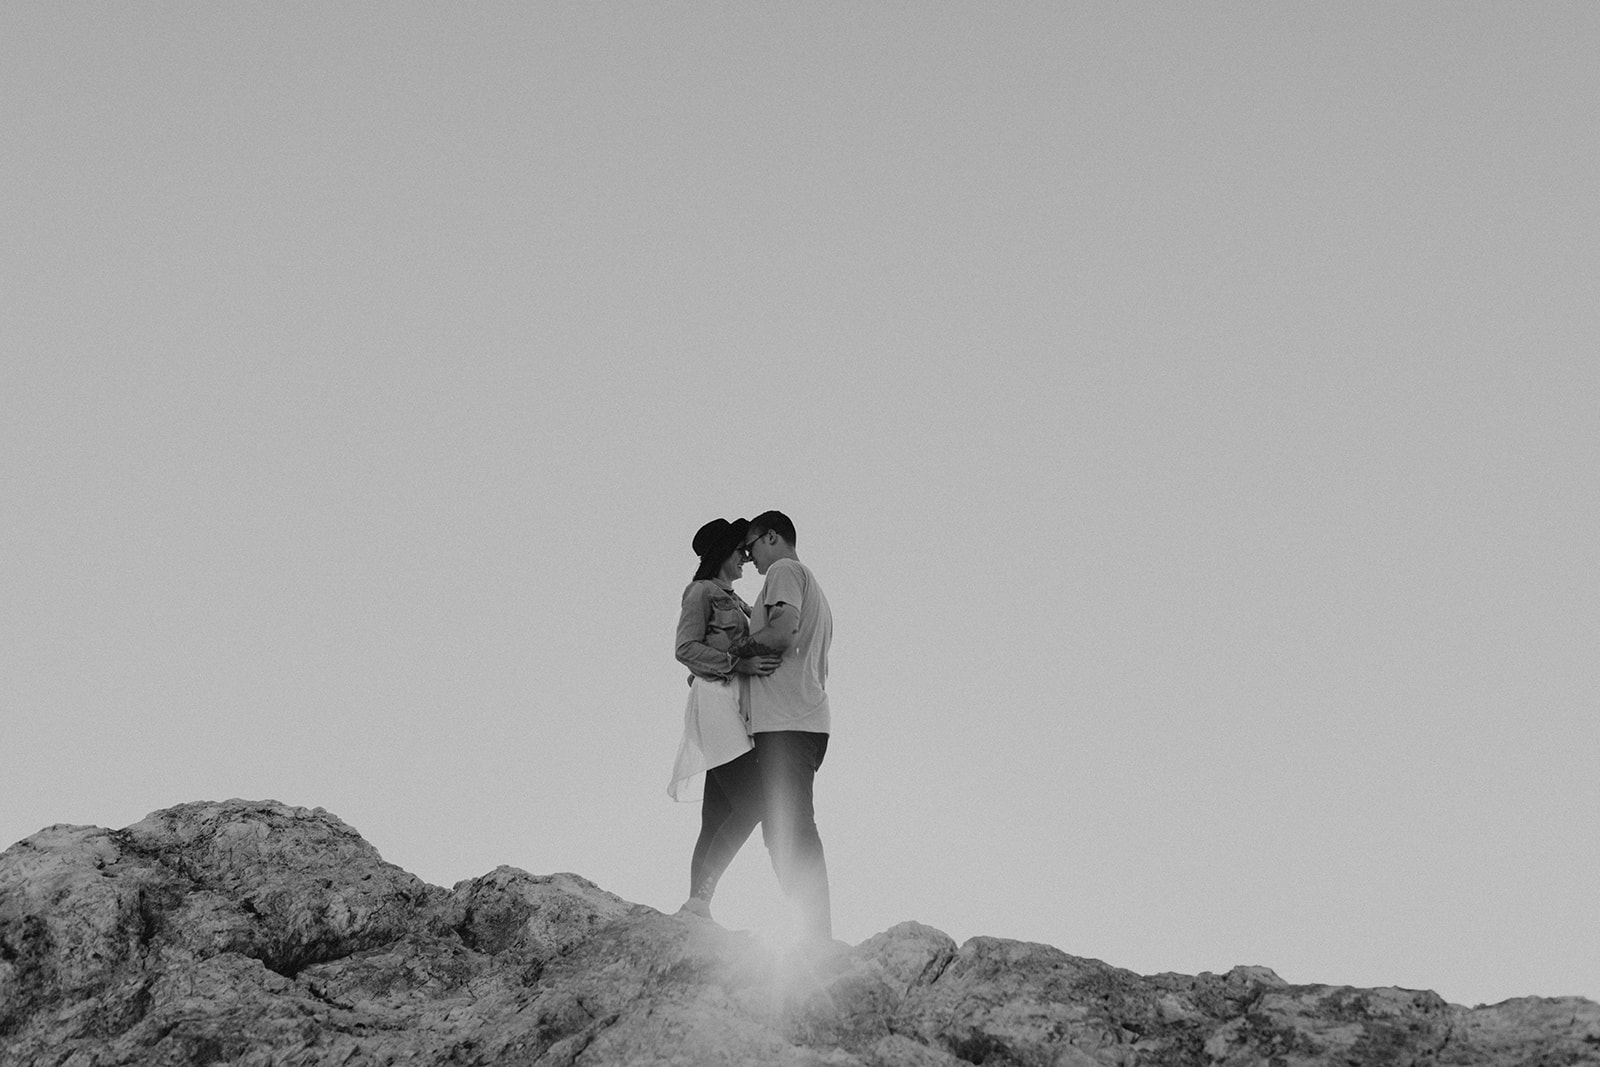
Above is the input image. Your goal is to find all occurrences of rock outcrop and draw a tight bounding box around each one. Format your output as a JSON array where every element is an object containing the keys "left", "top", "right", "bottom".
[{"left": 1, "top": 800, "right": 1595, "bottom": 1065}]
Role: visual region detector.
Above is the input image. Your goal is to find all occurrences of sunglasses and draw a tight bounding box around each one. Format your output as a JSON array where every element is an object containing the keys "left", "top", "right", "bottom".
[{"left": 739, "top": 531, "right": 767, "bottom": 559}]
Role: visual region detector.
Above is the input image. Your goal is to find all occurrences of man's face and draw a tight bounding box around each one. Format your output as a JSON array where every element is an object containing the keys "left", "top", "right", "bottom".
[{"left": 743, "top": 528, "right": 774, "bottom": 574}]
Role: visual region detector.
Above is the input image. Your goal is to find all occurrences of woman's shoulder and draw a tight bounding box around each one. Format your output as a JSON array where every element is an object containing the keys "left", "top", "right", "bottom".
[
  {"left": 687, "top": 579, "right": 749, "bottom": 610},
  {"left": 681, "top": 578, "right": 732, "bottom": 602}
]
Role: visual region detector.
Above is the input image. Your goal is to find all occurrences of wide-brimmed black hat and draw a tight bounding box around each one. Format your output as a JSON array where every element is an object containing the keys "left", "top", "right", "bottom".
[{"left": 692, "top": 517, "right": 749, "bottom": 570}]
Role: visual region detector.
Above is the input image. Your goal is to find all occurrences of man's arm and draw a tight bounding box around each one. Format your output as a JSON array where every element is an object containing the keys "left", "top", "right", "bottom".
[
  {"left": 746, "top": 560, "right": 805, "bottom": 654},
  {"left": 743, "top": 601, "right": 799, "bottom": 653}
]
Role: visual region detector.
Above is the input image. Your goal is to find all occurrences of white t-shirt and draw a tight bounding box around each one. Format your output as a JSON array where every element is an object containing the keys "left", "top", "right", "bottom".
[{"left": 748, "top": 557, "right": 832, "bottom": 734}]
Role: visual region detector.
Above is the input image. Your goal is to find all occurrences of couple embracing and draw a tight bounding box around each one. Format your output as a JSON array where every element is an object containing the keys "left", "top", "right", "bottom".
[{"left": 668, "top": 510, "right": 834, "bottom": 943}]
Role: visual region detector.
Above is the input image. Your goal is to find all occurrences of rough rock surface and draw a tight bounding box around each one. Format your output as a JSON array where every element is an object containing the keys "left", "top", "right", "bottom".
[{"left": 1, "top": 801, "right": 1595, "bottom": 1066}]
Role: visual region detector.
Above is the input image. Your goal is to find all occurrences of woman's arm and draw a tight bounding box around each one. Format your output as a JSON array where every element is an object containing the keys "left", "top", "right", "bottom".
[
  {"left": 675, "top": 584, "right": 780, "bottom": 681},
  {"left": 674, "top": 583, "right": 738, "bottom": 680}
]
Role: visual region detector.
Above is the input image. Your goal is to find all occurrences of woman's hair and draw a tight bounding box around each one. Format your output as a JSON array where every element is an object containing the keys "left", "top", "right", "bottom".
[
  {"left": 692, "top": 553, "right": 724, "bottom": 582},
  {"left": 691, "top": 517, "right": 748, "bottom": 582}
]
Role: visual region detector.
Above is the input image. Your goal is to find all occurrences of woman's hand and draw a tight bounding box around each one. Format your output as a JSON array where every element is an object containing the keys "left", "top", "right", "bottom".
[{"left": 733, "top": 655, "right": 781, "bottom": 676}]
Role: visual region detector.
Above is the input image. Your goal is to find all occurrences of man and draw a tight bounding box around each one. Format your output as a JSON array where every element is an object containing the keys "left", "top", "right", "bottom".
[{"left": 739, "top": 510, "right": 834, "bottom": 942}]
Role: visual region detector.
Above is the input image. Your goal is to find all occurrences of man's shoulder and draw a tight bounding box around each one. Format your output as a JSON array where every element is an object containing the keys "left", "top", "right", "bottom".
[{"left": 764, "top": 557, "right": 817, "bottom": 590}]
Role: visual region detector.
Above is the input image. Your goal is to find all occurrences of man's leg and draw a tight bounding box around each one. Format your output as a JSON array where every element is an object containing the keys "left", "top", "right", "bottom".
[{"left": 753, "top": 730, "right": 831, "bottom": 940}]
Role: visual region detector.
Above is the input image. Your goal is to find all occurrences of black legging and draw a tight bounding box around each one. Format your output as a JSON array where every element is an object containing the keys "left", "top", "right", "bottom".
[{"left": 688, "top": 748, "right": 763, "bottom": 902}]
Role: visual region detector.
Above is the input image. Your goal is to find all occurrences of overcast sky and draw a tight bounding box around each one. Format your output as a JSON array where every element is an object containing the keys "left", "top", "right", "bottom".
[{"left": 4, "top": 3, "right": 1596, "bottom": 1009}]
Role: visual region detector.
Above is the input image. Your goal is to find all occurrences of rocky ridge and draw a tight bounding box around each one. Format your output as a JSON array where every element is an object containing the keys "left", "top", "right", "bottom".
[{"left": 1, "top": 800, "right": 1595, "bottom": 1066}]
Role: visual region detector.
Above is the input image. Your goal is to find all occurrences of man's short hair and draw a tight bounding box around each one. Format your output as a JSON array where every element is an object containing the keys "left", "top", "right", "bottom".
[{"left": 749, "top": 510, "right": 797, "bottom": 546}]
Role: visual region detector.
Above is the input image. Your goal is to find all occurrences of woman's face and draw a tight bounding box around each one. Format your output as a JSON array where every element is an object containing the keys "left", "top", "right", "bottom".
[{"left": 717, "top": 546, "right": 744, "bottom": 582}]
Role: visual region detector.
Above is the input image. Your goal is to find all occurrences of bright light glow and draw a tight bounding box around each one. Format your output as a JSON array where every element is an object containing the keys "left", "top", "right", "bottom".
[{"left": 749, "top": 899, "right": 808, "bottom": 956}]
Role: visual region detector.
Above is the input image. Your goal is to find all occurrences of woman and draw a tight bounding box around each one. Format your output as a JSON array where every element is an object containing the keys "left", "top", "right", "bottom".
[{"left": 668, "top": 517, "right": 779, "bottom": 920}]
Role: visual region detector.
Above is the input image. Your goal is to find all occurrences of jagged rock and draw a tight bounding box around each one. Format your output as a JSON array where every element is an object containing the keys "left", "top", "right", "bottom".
[{"left": 1, "top": 800, "right": 1596, "bottom": 1066}]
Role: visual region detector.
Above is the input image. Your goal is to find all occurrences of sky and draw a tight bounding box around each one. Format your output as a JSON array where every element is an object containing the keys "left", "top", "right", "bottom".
[{"left": 3, "top": 3, "right": 1596, "bottom": 1010}]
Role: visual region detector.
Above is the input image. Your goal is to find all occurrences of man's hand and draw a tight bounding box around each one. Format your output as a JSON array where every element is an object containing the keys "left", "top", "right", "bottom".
[{"left": 733, "top": 654, "right": 782, "bottom": 676}]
